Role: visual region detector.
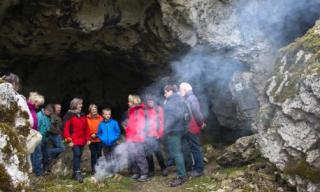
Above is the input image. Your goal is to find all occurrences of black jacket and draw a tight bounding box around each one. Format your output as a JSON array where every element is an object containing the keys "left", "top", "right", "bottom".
[
  {"left": 164, "top": 93, "right": 187, "bottom": 134},
  {"left": 184, "top": 91, "right": 204, "bottom": 127}
]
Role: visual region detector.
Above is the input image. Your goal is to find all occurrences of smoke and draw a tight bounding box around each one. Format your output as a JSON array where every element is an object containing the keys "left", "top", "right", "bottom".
[
  {"left": 93, "top": 0, "right": 320, "bottom": 180},
  {"left": 94, "top": 142, "right": 129, "bottom": 181}
]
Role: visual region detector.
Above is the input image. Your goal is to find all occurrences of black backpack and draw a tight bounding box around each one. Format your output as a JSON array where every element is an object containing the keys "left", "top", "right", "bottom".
[{"left": 180, "top": 99, "right": 192, "bottom": 132}]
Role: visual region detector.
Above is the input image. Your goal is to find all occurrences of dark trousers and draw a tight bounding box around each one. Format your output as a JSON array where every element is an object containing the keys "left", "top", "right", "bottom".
[
  {"left": 185, "top": 133, "right": 204, "bottom": 173},
  {"left": 102, "top": 145, "right": 118, "bottom": 174},
  {"left": 31, "top": 144, "right": 42, "bottom": 176},
  {"left": 41, "top": 140, "right": 49, "bottom": 172},
  {"left": 167, "top": 133, "right": 187, "bottom": 177},
  {"left": 48, "top": 134, "right": 65, "bottom": 159},
  {"left": 72, "top": 145, "right": 84, "bottom": 172},
  {"left": 145, "top": 137, "right": 166, "bottom": 172},
  {"left": 89, "top": 142, "right": 102, "bottom": 172},
  {"left": 165, "top": 136, "right": 175, "bottom": 166},
  {"left": 127, "top": 142, "right": 148, "bottom": 175}
]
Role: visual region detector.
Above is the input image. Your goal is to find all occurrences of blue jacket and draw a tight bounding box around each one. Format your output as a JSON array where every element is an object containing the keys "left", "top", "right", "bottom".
[
  {"left": 97, "top": 118, "right": 121, "bottom": 146},
  {"left": 37, "top": 109, "right": 51, "bottom": 138}
]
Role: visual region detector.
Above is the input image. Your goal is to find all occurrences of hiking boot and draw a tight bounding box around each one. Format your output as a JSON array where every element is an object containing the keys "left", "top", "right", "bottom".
[
  {"left": 137, "top": 175, "right": 150, "bottom": 182},
  {"left": 130, "top": 174, "right": 140, "bottom": 180},
  {"left": 169, "top": 176, "right": 188, "bottom": 187},
  {"left": 161, "top": 169, "right": 168, "bottom": 177},
  {"left": 188, "top": 170, "right": 203, "bottom": 177},
  {"left": 74, "top": 171, "right": 83, "bottom": 183}
]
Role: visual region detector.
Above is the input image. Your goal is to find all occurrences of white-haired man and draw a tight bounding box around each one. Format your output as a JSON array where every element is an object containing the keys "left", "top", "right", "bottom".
[{"left": 179, "top": 82, "right": 205, "bottom": 177}]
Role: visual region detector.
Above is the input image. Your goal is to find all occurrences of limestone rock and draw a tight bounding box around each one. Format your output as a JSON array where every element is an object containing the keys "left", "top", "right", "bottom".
[
  {"left": 0, "top": 82, "right": 30, "bottom": 191},
  {"left": 216, "top": 135, "right": 260, "bottom": 167},
  {"left": 51, "top": 146, "right": 92, "bottom": 177},
  {"left": 256, "top": 20, "right": 320, "bottom": 191}
]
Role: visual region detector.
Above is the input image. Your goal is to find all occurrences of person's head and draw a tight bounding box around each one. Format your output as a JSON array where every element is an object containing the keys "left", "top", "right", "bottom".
[
  {"left": 88, "top": 104, "right": 98, "bottom": 116},
  {"left": 70, "top": 98, "right": 83, "bottom": 112},
  {"left": 128, "top": 95, "right": 141, "bottom": 107},
  {"left": 179, "top": 82, "right": 193, "bottom": 97},
  {"left": 145, "top": 94, "right": 156, "bottom": 108},
  {"left": 164, "top": 84, "right": 177, "bottom": 98},
  {"left": 43, "top": 104, "right": 54, "bottom": 116},
  {"left": 54, "top": 104, "right": 62, "bottom": 115},
  {"left": 102, "top": 108, "right": 112, "bottom": 120},
  {"left": 3, "top": 73, "right": 21, "bottom": 92},
  {"left": 28, "top": 92, "right": 45, "bottom": 109}
]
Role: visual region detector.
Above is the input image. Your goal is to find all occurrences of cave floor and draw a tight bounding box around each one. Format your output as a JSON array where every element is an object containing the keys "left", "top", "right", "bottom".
[{"left": 30, "top": 146, "right": 292, "bottom": 192}]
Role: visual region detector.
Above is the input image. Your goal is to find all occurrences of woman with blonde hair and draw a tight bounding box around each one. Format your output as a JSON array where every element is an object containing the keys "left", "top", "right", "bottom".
[
  {"left": 28, "top": 91, "right": 46, "bottom": 176},
  {"left": 86, "top": 104, "right": 103, "bottom": 174},
  {"left": 125, "top": 94, "right": 149, "bottom": 182},
  {"left": 63, "top": 98, "right": 90, "bottom": 183}
]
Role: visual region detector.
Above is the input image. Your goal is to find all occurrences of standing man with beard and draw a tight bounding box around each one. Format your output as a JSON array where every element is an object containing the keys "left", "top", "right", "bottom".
[{"left": 48, "top": 104, "right": 65, "bottom": 161}]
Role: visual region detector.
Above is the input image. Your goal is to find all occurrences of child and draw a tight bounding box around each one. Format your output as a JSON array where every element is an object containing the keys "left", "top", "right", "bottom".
[{"left": 97, "top": 108, "right": 121, "bottom": 173}]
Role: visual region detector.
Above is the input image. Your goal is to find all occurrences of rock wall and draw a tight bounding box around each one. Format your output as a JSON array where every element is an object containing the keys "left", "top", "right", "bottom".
[
  {"left": 0, "top": 82, "right": 30, "bottom": 191},
  {"left": 255, "top": 20, "right": 320, "bottom": 192}
]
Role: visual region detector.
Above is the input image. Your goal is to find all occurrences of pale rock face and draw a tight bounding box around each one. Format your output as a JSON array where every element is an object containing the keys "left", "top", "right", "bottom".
[
  {"left": 256, "top": 20, "right": 320, "bottom": 191},
  {"left": 0, "top": 83, "right": 30, "bottom": 190}
]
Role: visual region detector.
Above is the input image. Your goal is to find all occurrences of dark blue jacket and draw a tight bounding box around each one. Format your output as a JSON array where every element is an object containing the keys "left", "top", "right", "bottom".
[
  {"left": 164, "top": 93, "right": 188, "bottom": 134},
  {"left": 97, "top": 118, "right": 121, "bottom": 147}
]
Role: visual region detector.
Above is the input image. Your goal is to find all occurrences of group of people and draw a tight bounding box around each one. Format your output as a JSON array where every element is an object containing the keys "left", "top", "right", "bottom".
[{"left": 2, "top": 73, "right": 206, "bottom": 187}]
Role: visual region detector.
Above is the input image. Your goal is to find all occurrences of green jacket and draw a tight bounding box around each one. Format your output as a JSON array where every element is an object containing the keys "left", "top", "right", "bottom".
[
  {"left": 37, "top": 110, "right": 51, "bottom": 138},
  {"left": 50, "top": 113, "right": 63, "bottom": 135}
]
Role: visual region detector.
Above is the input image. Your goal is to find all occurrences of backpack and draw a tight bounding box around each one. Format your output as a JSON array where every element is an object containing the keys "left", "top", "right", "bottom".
[{"left": 180, "top": 99, "right": 192, "bottom": 132}]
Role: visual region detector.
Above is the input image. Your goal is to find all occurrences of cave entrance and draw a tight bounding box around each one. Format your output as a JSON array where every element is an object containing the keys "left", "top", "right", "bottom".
[{"left": 5, "top": 51, "right": 166, "bottom": 121}]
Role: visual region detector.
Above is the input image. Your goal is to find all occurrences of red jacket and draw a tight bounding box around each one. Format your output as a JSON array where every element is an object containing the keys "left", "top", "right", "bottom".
[
  {"left": 125, "top": 104, "right": 146, "bottom": 143},
  {"left": 64, "top": 113, "right": 90, "bottom": 146},
  {"left": 145, "top": 106, "right": 164, "bottom": 139},
  {"left": 184, "top": 91, "right": 204, "bottom": 135}
]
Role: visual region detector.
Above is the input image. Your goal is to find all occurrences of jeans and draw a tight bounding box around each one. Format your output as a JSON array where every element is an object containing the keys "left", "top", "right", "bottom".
[
  {"left": 145, "top": 137, "right": 166, "bottom": 172},
  {"left": 31, "top": 144, "right": 42, "bottom": 176},
  {"left": 89, "top": 142, "right": 102, "bottom": 172},
  {"left": 167, "top": 133, "right": 187, "bottom": 177},
  {"left": 185, "top": 133, "right": 204, "bottom": 173},
  {"left": 41, "top": 140, "right": 49, "bottom": 172},
  {"left": 127, "top": 142, "right": 148, "bottom": 175},
  {"left": 165, "top": 136, "right": 175, "bottom": 166},
  {"left": 72, "top": 145, "right": 84, "bottom": 172},
  {"left": 48, "top": 134, "right": 65, "bottom": 159}
]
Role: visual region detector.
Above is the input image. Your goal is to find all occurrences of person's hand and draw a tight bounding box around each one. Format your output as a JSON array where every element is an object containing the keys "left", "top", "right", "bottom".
[
  {"left": 91, "top": 134, "right": 96, "bottom": 138},
  {"left": 201, "top": 123, "right": 206, "bottom": 129},
  {"left": 87, "top": 140, "right": 91, "bottom": 145},
  {"left": 68, "top": 142, "right": 74, "bottom": 147}
]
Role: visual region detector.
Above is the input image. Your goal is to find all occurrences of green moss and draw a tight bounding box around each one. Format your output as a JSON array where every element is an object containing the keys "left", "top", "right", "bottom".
[
  {"left": 0, "top": 164, "right": 14, "bottom": 192},
  {"left": 284, "top": 158, "right": 320, "bottom": 184},
  {"left": 301, "top": 27, "right": 320, "bottom": 52},
  {"left": 0, "top": 101, "right": 18, "bottom": 126},
  {"left": 34, "top": 175, "right": 134, "bottom": 192},
  {"left": 0, "top": 123, "right": 29, "bottom": 177}
]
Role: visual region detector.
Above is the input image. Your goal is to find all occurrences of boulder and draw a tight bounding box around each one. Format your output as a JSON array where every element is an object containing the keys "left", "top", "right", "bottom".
[
  {"left": 0, "top": 82, "right": 31, "bottom": 191},
  {"left": 256, "top": 20, "right": 320, "bottom": 191},
  {"left": 216, "top": 135, "right": 260, "bottom": 167}
]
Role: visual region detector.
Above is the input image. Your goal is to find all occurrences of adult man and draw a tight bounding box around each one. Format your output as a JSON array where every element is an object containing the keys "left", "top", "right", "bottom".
[
  {"left": 163, "top": 85, "right": 188, "bottom": 187},
  {"left": 179, "top": 82, "right": 206, "bottom": 177},
  {"left": 48, "top": 104, "right": 65, "bottom": 160}
]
